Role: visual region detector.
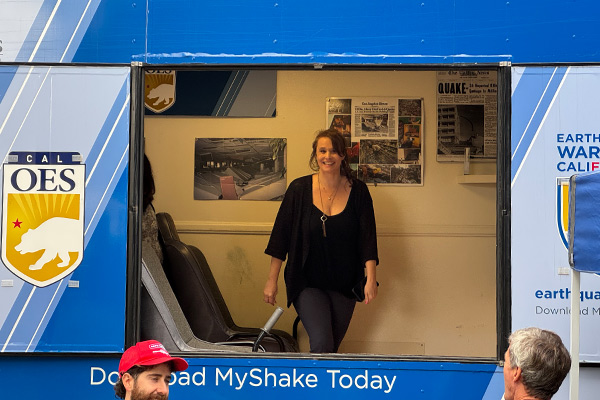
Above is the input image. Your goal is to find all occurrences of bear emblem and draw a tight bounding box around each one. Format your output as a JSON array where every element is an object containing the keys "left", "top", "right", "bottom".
[
  {"left": 147, "top": 83, "right": 175, "bottom": 106},
  {"left": 15, "top": 217, "right": 81, "bottom": 271}
]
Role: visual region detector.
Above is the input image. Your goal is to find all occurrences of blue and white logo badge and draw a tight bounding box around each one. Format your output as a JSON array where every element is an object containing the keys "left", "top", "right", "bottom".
[
  {"left": 556, "top": 177, "right": 570, "bottom": 249},
  {"left": 1, "top": 152, "right": 85, "bottom": 287}
]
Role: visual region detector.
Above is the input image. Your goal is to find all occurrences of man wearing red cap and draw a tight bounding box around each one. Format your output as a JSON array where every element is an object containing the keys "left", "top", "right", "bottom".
[{"left": 114, "top": 340, "right": 188, "bottom": 400}]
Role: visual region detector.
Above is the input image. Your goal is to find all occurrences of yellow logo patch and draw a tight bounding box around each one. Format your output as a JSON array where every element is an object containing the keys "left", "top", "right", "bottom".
[
  {"left": 144, "top": 70, "right": 176, "bottom": 113},
  {"left": 2, "top": 154, "right": 85, "bottom": 287}
]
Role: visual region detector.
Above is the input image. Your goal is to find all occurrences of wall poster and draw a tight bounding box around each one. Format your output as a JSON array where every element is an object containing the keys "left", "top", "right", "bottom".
[
  {"left": 436, "top": 70, "right": 497, "bottom": 162},
  {"left": 326, "top": 97, "right": 423, "bottom": 185},
  {"left": 193, "top": 138, "right": 287, "bottom": 200},
  {"left": 511, "top": 66, "right": 600, "bottom": 364}
]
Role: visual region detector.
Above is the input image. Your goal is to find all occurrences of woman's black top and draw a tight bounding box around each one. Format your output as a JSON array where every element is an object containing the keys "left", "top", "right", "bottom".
[
  {"left": 265, "top": 175, "right": 378, "bottom": 307},
  {"left": 305, "top": 189, "right": 361, "bottom": 298}
]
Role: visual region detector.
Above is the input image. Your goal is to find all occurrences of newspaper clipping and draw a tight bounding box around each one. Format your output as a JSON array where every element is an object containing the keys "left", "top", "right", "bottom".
[
  {"left": 353, "top": 98, "right": 397, "bottom": 140},
  {"left": 326, "top": 97, "right": 423, "bottom": 185},
  {"left": 436, "top": 70, "right": 497, "bottom": 162}
]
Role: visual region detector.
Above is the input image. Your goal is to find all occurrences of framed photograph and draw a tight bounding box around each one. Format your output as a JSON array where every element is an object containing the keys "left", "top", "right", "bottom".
[{"left": 327, "top": 97, "right": 424, "bottom": 185}]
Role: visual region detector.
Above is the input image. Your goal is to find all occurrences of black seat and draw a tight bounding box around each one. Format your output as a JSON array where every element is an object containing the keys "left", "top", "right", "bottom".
[
  {"left": 156, "top": 211, "right": 180, "bottom": 242},
  {"left": 156, "top": 212, "right": 298, "bottom": 352},
  {"left": 140, "top": 243, "right": 254, "bottom": 353}
]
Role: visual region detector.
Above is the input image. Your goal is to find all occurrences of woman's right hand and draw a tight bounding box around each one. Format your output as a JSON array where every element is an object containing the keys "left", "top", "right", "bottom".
[{"left": 263, "top": 279, "right": 278, "bottom": 305}]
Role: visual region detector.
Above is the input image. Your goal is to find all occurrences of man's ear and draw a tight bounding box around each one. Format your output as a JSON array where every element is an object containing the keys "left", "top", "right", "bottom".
[
  {"left": 512, "top": 366, "right": 522, "bottom": 383},
  {"left": 122, "top": 373, "right": 135, "bottom": 391}
]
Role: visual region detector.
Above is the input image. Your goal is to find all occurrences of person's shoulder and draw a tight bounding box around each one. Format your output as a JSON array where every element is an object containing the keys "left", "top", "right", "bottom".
[
  {"left": 351, "top": 178, "right": 369, "bottom": 192},
  {"left": 288, "top": 174, "right": 313, "bottom": 190},
  {"left": 351, "top": 179, "right": 374, "bottom": 204}
]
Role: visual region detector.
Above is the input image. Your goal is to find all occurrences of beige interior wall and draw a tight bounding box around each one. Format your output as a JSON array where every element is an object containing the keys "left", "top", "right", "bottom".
[{"left": 144, "top": 70, "right": 497, "bottom": 357}]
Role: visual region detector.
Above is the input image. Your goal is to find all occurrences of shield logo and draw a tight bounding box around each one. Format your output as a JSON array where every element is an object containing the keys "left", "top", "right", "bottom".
[
  {"left": 145, "top": 70, "right": 176, "bottom": 113},
  {"left": 556, "top": 177, "right": 570, "bottom": 249},
  {"left": 1, "top": 152, "right": 85, "bottom": 287}
]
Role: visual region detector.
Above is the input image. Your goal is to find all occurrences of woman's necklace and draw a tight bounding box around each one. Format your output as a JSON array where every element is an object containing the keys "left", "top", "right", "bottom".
[{"left": 318, "top": 173, "right": 343, "bottom": 237}]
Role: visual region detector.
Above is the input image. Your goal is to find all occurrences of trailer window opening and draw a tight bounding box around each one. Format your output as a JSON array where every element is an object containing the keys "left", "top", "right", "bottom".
[{"left": 140, "top": 65, "right": 503, "bottom": 360}]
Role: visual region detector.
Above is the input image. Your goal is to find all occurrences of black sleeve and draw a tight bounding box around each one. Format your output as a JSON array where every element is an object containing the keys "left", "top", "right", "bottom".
[
  {"left": 355, "top": 180, "right": 379, "bottom": 266},
  {"left": 264, "top": 179, "right": 300, "bottom": 261}
]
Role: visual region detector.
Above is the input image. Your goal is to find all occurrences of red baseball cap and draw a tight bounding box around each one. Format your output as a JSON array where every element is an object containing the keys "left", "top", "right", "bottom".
[{"left": 119, "top": 340, "right": 188, "bottom": 375}]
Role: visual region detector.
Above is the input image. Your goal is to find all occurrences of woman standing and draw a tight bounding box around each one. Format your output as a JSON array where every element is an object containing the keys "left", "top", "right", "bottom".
[{"left": 263, "top": 128, "right": 379, "bottom": 353}]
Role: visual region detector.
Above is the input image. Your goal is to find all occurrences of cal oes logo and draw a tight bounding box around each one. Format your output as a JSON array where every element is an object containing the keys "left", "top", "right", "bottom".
[
  {"left": 145, "top": 70, "right": 176, "bottom": 113},
  {"left": 1, "top": 152, "right": 84, "bottom": 287},
  {"left": 556, "top": 177, "right": 570, "bottom": 249}
]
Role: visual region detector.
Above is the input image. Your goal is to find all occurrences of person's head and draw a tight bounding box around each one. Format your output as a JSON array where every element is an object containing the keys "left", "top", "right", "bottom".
[
  {"left": 143, "top": 154, "right": 156, "bottom": 211},
  {"left": 309, "top": 128, "right": 353, "bottom": 181},
  {"left": 503, "top": 327, "right": 571, "bottom": 400},
  {"left": 114, "top": 340, "right": 188, "bottom": 400}
]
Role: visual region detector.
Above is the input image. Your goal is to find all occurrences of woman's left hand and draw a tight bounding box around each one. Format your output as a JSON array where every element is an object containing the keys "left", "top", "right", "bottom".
[
  {"left": 363, "top": 260, "right": 378, "bottom": 304},
  {"left": 364, "top": 279, "right": 378, "bottom": 304}
]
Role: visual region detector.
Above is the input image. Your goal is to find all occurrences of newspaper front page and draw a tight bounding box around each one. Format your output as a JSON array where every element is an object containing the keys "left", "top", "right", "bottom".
[{"left": 436, "top": 71, "right": 497, "bottom": 162}]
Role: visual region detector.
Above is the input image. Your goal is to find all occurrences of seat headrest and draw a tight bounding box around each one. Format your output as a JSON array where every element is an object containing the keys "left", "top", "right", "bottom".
[{"left": 156, "top": 212, "right": 180, "bottom": 242}]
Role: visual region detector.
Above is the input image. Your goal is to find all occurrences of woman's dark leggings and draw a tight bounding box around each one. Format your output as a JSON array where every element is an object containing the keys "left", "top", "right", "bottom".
[{"left": 293, "top": 287, "right": 356, "bottom": 353}]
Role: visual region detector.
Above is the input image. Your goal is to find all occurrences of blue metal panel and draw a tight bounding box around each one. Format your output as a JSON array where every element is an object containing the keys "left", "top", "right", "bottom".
[
  {"left": 35, "top": 170, "right": 128, "bottom": 351},
  {"left": 511, "top": 67, "right": 568, "bottom": 181},
  {"left": 143, "top": 0, "right": 600, "bottom": 65},
  {"left": 3, "top": 0, "right": 600, "bottom": 64},
  {"left": 2, "top": 354, "right": 596, "bottom": 400},
  {"left": 0, "top": 356, "right": 505, "bottom": 400},
  {"left": 144, "top": 0, "right": 512, "bottom": 64},
  {"left": 72, "top": 0, "right": 146, "bottom": 64},
  {"left": 511, "top": 66, "right": 600, "bottom": 362},
  {"left": 0, "top": 65, "right": 130, "bottom": 352},
  {"left": 0, "top": 0, "right": 144, "bottom": 63}
]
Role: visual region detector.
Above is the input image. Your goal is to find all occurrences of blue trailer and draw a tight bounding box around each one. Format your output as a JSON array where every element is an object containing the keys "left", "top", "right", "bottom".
[{"left": 2, "top": 1, "right": 600, "bottom": 399}]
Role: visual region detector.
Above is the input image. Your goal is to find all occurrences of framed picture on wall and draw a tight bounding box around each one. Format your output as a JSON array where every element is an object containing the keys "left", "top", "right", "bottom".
[
  {"left": 436, "top": 70, "right": 497, "bottom": 162},
  {"left": 193, "top": 138, "right": 287, "bottom": 200},
  {"left": 326, "top": 97, "right": 424, "bottom": 185}
]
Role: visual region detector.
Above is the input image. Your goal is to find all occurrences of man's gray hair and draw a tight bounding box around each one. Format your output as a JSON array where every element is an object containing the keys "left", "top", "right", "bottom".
[{"left": 508, "top": 327, "right": 571, "bottom": 400}]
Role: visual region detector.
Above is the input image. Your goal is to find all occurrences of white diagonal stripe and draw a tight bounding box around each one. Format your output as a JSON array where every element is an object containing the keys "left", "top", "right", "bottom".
[
  {"left": 60, "top": 0, "right": 93, "bottom": 63},
  {"left": 512, "top": 67, "right": 571, "bottom": 188},
  {"left": 1, "top": 287, "right": 35, "bottom": 352},
  {"left": 512, "top": 68, "right": 558, "bottom": 161},
  {"left": 85, "top": 144, "right": 129, "bottom": 236},
  {"left": 25, "top": 281, "right": 62, "bottom": 352},
  {"left": 86, "top": 95, "right": 130, "bottom": 186}
]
